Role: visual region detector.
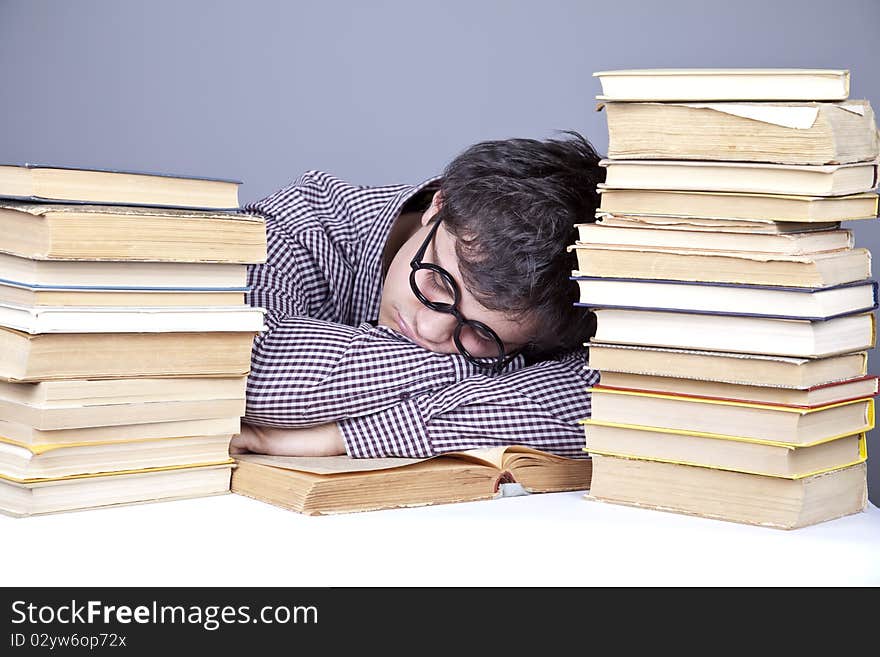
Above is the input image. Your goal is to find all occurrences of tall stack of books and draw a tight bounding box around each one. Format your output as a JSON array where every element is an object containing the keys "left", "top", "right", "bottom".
[
  {"left": 572, "top": 69, "right": 880, "bottom": 529},
  {"left": 0, "top": 164, "right": 266, "bottom": 516}
]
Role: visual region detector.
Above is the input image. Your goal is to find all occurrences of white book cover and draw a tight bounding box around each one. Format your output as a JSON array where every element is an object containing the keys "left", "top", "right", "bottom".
[
  {"left": 593, "top": 69, "right": 850, "bottom": 102},
  {"left": 0, "top": 303, "right": 266, "bottom": 334}
]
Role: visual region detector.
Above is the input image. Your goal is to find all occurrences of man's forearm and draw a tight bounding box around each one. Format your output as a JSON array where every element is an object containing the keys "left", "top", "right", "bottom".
[
  {"left": 231, "top": 422, "right": 345, "bottom": 456},
  {"left": 244, "top": 315, "right": 500, "bottom": 428},
  {"left": 339, "top": 350, "right": 598, "bottom": 459}
]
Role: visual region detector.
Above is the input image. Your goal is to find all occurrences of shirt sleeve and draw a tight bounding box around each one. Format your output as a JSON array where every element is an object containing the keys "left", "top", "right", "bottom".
[
  {"left": 244, "top": 315, "right": 503, "bottom": 428},
  {"left": 337, "top": 349, "right": 600, "bottom": 459}
]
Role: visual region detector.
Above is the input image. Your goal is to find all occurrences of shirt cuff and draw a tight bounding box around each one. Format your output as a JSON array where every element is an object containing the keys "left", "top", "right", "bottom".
[{"left": 338, "top": 398, "right": 434, "bottom": 458}]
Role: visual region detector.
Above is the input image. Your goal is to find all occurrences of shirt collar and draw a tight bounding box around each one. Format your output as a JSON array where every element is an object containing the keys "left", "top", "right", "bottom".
[{"left": 357, "top": 174, "right": 442, "bottom": 319}]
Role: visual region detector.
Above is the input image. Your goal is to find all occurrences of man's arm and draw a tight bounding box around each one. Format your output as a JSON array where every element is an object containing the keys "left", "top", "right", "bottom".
[
  {"left": 242, "top": 313, "right": 598, "bottom": 459},
  {"left": 230, "top": 421, "right": 344, "bottom": 456},
  {"left": 239, "top": 344, "right": 596, "bottom": 459},
  {"left": 243, "top": 314, "right": 497, "bottom": 427},
  {"left": 338, "top": 349, "right": 599, "bottom": 459}
]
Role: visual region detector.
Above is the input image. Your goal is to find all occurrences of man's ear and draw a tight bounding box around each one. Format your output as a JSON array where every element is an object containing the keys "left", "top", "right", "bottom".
[{"left": 421, "top": 190, "right": 442, "bottom": 227}]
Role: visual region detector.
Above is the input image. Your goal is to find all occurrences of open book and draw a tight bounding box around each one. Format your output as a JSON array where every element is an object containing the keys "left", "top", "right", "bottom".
[{"left": 231, "top": 446, "right": 591, "bottom": 515}]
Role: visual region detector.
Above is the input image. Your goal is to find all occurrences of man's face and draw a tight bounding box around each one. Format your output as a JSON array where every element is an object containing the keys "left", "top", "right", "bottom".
[{"left": 378, "top": 193, "right": 535, "bottom": 359}]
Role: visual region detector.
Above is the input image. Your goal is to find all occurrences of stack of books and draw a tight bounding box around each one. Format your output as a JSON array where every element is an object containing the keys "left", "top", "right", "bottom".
[
  {"left": 0, "top": 164, "right": 267, "bottom": 516},
  {"left": 572, "top": 69, "right": 880, "bottom": 529}
]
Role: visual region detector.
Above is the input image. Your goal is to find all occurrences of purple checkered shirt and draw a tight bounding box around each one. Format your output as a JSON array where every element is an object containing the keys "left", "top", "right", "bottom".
[{"left": 243, "top": 170, "right": 599, "bottom": 458}]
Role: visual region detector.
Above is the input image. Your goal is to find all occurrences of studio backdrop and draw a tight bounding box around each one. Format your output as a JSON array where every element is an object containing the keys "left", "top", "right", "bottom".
[{"left": 1, "top": 0, "right": 878, "bottom": 500}]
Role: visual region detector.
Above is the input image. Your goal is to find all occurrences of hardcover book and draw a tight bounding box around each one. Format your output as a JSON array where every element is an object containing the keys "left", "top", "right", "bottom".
[
  {"left": 596, "top": 188, "right": 879, "bottom": 223},
  {"left": 598, "top": 159, "right": 879, "bottom": 197},
  {"left": 0, "top": 416, "right": 241, "bottom": 448},
  {"left": 586, "top": 386, "right": 874, "bottom": 445},
  {"left": 586, "top": 456, "right": 867, "bottom": 529},
  {"left": 0, "top": 463, "right": 233, "bottom": 517},
  {"left": 595, "top": 213, "right": 841, "bottom": 234},
  {"left": 586, "top": 343, "right": 868, "bottom": 389},
  {"left": 593, "top": 69, "right": 851, "bottom": 102},
  {"left": 0, "top": 164, "right": 241, "bottom": 210},
  {"left": 0, "top": 435, "right": 233, "bottom": 480},
  {"left": 0, "top": 327, "right": 255, "bottom": 381},
  {"left": 0, "top": 303, "right": 266, "bottom": 334},
  {"left": 0, "top": 252, "right": 248, "bottom": 288},
  {"left": 603, "top": 100, "right": 879, "bottom": 165},
  {"left": 0, "top": 376, "right": 247, "bottom": 430},
  {"left": 0, "top": 201, "right": 266, "bottom": 263},
  {"left": 590, "top": 308, "right": 876, "bottom": 358},
  {"left": 0, "top": 282, "right": 248, "bottom": 308},
  {"left": 595, "top": 372, "right": 879, "bottom": 406},
  {"left": 575, "top": 222, "right": 855, "bottom": 253},
  {"left": 573, "top": 277, "right": 877, "bottom": 320},
  {"left": 583, "top": 423, "right": 866, "bottom": 479},
  {"left": 568, "top": 245, "right": 871, "bottom": 288}
]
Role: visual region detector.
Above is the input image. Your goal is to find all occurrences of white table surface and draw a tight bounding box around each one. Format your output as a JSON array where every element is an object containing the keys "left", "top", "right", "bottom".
[{"left": 3, "top": 490, "right": 878, "bottom": 587}]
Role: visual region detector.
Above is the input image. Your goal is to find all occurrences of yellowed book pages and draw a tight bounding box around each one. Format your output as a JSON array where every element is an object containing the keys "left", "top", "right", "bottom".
[
  {"left": 0, "top": 396, "right": 245, "bottom": 431},
  {"left": 0, "top": 165, "right": 240, "bottom": 209},
  {"left": 575, "top": 222, "right": 853, "bottom": 253},
  {"left": 0, "top": 463, "right": 233, "bottom": 517},
  {"left": 586, "top": 343, "right": 868, "bottom": 389},
  {"left": 0, "top": 202, "right": 266, "bottom": 263},
  {"left": 597, "top": 188, "right": 879, "bottom": 222},
  {"left": 586, "top": 456, "right": 867, "bottom": 530},
  {"left": 603, "top": 100, "right": 879, "bottom": 165},
  {"left": 569, "top": 245, "right": 871, "bottom": 288},
  {"left": 231, "top": 446, "right": 591, "bottom": 515},
  {"left": 587, "top": 387, "right": 874, "bottom": 445},
  {"left": 0, "top": 252, "right": 247, "bottom": 287},
  {"left": 0, "top": 284, "right": 246, "bottom": 308},
  {"left": 596, "top": 371, "right": 879, "bottom": 406},
  {"left": 0, "top": 327, "right": 255, "bottom": 382},
  {"left": 599, "top": 159, "right": 878, "bottom": 196},
  {"left": 583, "top": 422, "right": 866, "bottom": 478},
  {"left": 0, "top": 376, "right": 247, "bottom": 404},
  {"left": 0, "top": 376, "right": 247, "bottom": 430},
  {"left": 0, "top": 415, "right": 241, "bottom": 447},
  {"left": 0, "top": 434, "right": 233, "bottom": 481},
  {"left": 596, "top": 213, "right": 840, "bottom": 234}
]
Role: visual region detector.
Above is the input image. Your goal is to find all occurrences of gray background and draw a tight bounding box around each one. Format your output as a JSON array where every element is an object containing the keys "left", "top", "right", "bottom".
[{"left": 1, "top": 0, "right": 879, "bottom": 501}]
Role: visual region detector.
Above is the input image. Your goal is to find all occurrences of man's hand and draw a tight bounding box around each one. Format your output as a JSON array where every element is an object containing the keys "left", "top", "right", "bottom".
[{"left": 229, "top": 421, "right": 346, "bottom": 457}]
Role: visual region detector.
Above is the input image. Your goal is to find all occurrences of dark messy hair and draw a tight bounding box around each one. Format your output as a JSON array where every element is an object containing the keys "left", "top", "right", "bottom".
[{"left": 438, "top": 130, "right": 604, "bottom": 360}]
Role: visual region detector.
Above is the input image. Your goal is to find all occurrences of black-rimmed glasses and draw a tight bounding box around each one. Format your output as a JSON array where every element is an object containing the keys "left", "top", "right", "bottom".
[{"left": 409, "top": 215, "right": 521, "bottom": 373}]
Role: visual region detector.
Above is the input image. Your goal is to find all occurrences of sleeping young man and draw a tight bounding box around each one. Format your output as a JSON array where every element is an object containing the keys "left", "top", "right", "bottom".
[{"left": 229, "top": 131, "right": 605, "bottom": 458}]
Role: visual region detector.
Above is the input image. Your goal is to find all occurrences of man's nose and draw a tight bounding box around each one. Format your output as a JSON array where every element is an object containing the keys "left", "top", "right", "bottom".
[{"left": 414, "top": 306, "right": 459, "bottom": 346}]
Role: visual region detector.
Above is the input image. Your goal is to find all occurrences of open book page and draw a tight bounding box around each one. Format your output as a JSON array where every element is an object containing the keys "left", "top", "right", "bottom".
[
  {"left": 233, "top": 446, "right": 591, "bottom": 497},
  {"left": 232, "top": 453, "right": 427, "bottom": 475},
  {"left": 230, "top": 453, "right": 503, "bottom": 515},
  {"left": 0, "top": 200, "right": 262, "bottom": 221},
  {"left": 499, "top": 447, "right": 592, "bottom": 493},
  {"left": 235, "top": 445, "right": 566, "bottom": 475}
]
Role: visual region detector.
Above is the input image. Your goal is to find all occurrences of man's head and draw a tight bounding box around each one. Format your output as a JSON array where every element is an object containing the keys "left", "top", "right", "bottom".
[{"left": 378, "top": 131, "right": 604, "bottom": 365}]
